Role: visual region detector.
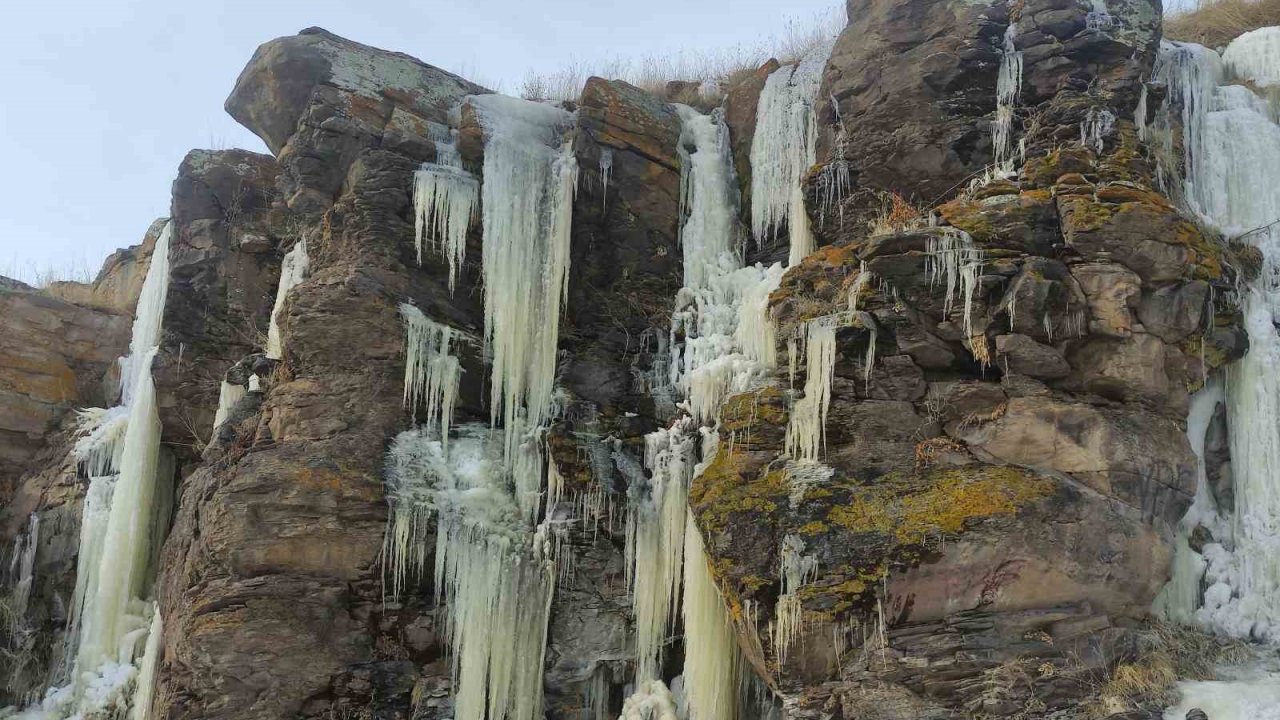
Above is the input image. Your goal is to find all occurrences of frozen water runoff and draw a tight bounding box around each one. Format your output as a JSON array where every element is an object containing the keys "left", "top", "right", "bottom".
[{"left": 1148, "top": 28, "right": 1280, "bottom": 718}]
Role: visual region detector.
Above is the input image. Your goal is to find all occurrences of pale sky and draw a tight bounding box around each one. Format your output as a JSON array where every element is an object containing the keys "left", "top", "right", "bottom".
[{"left": 0, "top": 0, "right": 839, "bottom": 284}]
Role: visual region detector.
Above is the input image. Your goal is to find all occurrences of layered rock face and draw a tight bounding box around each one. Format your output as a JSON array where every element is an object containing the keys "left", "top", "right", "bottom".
[{"left": 1, "top": 2, "right": 1258, "bottom": 719}]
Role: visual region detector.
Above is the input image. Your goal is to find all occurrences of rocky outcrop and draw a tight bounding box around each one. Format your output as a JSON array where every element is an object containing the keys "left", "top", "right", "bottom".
[
  {"left": 686, "top": 0, "right": 1249, "bottom": 715},
  {"left": 2, "top": 2, "right": 1259, "bottom": 718}
]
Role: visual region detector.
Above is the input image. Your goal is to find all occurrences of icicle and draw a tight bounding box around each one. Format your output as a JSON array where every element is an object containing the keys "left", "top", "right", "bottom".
[
  {"left": 382, "top": 425, "right": 556, "bottom": 720},
  {"left": 735, "top": 263, "right": 784, "bottom": 368},
  {"left": 265, "top": 237, "right": 309, "bottom": 361},
  {"left": 1084, "top": 0, "right": 1113, "bottom": 32},
  {"left": 118, "top": 223, "right": 172, "bottom": 407},
  {"left": 128, "top": 607, "right": 162, "bottom": 720},
  {"left": 7, "top": 513, "right": 40, "bottom": 640},
  {"left": 469, "top": 94, "right": 577, "bottom": 468},
  {"left": 926, "top": 229, "right": 984, "bottom": 341},
  {"left": 413, "top": 153, "right": 478, "bottom": 294},
  {"left": 681, "top": 512, "right": 740, "bottom": 720},
  {"left": 622, "top": 425, "right": 696, "bottom": 684},
  {"left": 770, "top": 534, "right": 818, "bottom": 663},
  {"left": 993, "top": 23, "right": 1024, "bottom": 175},
  {"left": 399, "top": 303, "right": 462, "bottom": 445},
  {"left": 785, "top": 319, "right": 836, "bottom": 463},
  {"left": 749, "top": 41, "right": 833, "bottom": 264},
  {"left": 1153, "top": 381, "right": 1223, "bottom": 624},
  {"left": 1079, "top": 107, "right": 1115, "bottom": 154},
  {"left": 599, "top": 148, "right": 613, "bottom": 213},
  {"left": 211, "top": 380, "right": 246, "bottom": 432}
]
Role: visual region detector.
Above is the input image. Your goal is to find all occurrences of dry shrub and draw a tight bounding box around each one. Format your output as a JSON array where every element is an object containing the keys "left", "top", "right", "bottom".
[
  {"left": 1164, "top": 0, "right": 1280, "bottom": 48},
  {"left": 867, "top": 191, "right": 927, "bottom": 235},
  {"left": 1085, "top": 622, "right": 1253, "bottom": 717}
]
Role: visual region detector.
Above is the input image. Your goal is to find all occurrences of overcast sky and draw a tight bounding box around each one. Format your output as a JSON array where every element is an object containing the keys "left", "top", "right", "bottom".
[{"left": 0, "top": 0, "right": 841, "bottom": 284}]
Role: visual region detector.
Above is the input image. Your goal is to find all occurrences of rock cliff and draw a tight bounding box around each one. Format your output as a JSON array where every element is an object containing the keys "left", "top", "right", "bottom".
[{"left": 1, "top": 3, "right": 1266, "bottom": 720}]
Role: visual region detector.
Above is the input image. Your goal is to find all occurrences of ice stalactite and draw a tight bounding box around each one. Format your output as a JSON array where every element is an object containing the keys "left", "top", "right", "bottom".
[
  {"left": 1153, "top": 381, "right": 1223, "bottom": 624},
  {"left": 993, "top": 23, "right": 1024, "bottom": 175},
  {"left": 19, "top": 222, "right": 175, "bottom": 720},
  {"left": 413, "top": 124, "right": 478, "bottom": 293},
  {"left": 1151, "top": 36, "right": 1280, "bottom": 645},
  {"left": 7, "top": 513, "right": 40, "bottom": 641},
  {"left": 266, "top": 237, "right": 309, "bottom": 361},
  {"left": 681, "top": 511, "right": 741, "bottom": 720},
  {"left": 926, "top": 229, "right": 984, "bottom": 342},
  {"left": 624, "top": 424, "right": 697, "bottom": 684},
  {"left": 128, "top": 610, "right": 163, "bottom": 720},
  {"left": 211, "top": 380, "right": 246, "bottom": 432},
  {"left": 1084, "top": 0, "right": 1113, "bottom": 32},
  {"left": 1080, "top": 107, "right": 1115, "bottom": 154},
  {"left": 469, "top": 94, "right": 577, "bottom": 467},
  {"left": 785, "top": 319, "right": 836, "bottom": 463},
  {"left": 599, "top": 148, "right": 613, "bottom": 213},
  {"left": 735, "top": 263, "right": 784, "bottom": 369},
  {"left": 399, "top": 303, "right": 463, "bottom": 445},
  {"left": 382, "top": 425, "right": 556, "bottom": 720},
  {"left": 770, "top": 534, "right": 818, "bottom": 663},
  {"left": 749, "top": 41, "right": 832, "bottom": 265}
]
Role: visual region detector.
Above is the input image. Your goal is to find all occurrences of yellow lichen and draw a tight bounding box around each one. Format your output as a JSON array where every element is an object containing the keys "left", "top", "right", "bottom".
[{"left": 828, "top": 466, "right": 1053, "bottom": 546}]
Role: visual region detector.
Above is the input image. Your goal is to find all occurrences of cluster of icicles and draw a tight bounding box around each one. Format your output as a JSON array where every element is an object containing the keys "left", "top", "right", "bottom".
[
  {"left": 7, "top": 224, "right": 176, "bottom": 720},
  {"left": 1140, "top": 26, "right": 1280, "bottom": 719},
  {"left": 390, "top": 38, "right": 870, "bottom": 720}
]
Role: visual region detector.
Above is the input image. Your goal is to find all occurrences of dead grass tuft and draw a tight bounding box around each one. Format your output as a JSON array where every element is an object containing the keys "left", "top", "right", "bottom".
[
  {"left": 1083, "top": 622, "right": 1254, "bottom": 717},
  {"left": 519, "top": 7, "right": 845, "bottom": 102}
]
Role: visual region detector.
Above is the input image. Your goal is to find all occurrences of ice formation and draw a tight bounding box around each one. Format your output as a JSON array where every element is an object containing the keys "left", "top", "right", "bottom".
[
  {"left": 620, "top": 103, "right": 784, "bottom": 718},
  {"left": 993, "top": 23, "right": 1024, "bottom": 174},
  {"left": 265, "top": 237, "right": 309, "bottom": 360},
  {"left": 7, "top": 513, "right": 40, "bottom": 641},
  {"left": 1163, "top": 666, "right": 1280, "bottom": 720},
  {"left": 20, "top": 222, "right": 176, "bottom": 719},
  {"left": 413, "top": 123, "right": 478, "bottom": 293},
  {"left": 785, "top": 319, "right": 836, "bottom": 463},
  {"left": 382, "top": 426, "right": 556, "bottom": 720},
  {"left": 1151, "top": 38, "right": 1280, "bottom": 644},
  {"left": 680, "top": 512, "right": 741, "bottom": 720},
  {"left": 624, "top": 423, "right": 697, "bottom": 683},
  {"left": 1222, "top": 26, "right": 1280, "bottom": 89},
  {"left": 771, "top": 534, "right": 819, "bottom": 663},
  {"left": 1085, "top": 0, "right": 1113, "bottom": 32},
  {"left": 211, "top": 380, "right": 246, "bottom": 432},
  {"left": 749, "top": 42, "right": 832, "bottom": 265},
  {"left": 599, "top": 147, "right": 613, "bottom": 212},
  {"left": 399, "top": 303, "right": 462, "bottom": 444},
  {"left": 468, "top": 94, "right": 577, "bottom": 467},
  {"left": 927, "top": 229, "right": 984, "bottom": 342},
  {"left": 1080, "top": 107, "right": 1115, "bottom": 154}
]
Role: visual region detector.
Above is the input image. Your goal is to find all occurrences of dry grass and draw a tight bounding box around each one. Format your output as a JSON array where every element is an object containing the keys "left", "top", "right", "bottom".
[
  {"left": 1082, "top": 622, "right": 1253, "bottom": 717},
  {"left": 0, "top": 256, "right": 95, "bottom": 289},
  {"left": 519, "top": 7, "right": 845, "bottom": 102},
  {"left": 867, "top": 191, "right": 928, "bottom": 235},
  {"left": 1164, "top": 0, "right": 1280, "bottom": 47}
]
